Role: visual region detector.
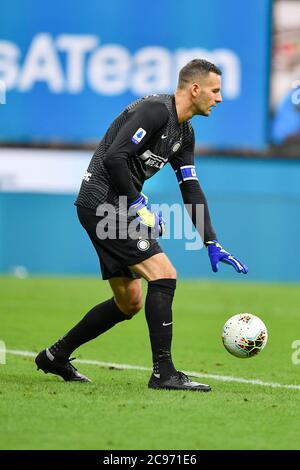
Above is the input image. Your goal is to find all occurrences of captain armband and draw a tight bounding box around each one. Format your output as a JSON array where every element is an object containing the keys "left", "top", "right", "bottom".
[{"left": 175, "top": 165, "right": 198, "bottom": 185}]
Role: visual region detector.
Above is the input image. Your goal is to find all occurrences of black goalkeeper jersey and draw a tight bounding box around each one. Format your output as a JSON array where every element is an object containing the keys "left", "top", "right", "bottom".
[
  {"left": 75, "top": 94, "right": 216, "bottom": 242},
  {"left": 76, "top": 94, "right": 193, "bottom": 207}
]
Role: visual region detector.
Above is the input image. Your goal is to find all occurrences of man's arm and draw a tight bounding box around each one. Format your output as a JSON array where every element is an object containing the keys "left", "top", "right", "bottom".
[
  {"left": 103, "top": 100, "right": 168, "bottom": 204},
  {"left": 177, "top": 179, "right": 217, "bottom": 243},
  {"left": 170, "top": 130, "right": 216, "bottom": 244},
  {"left": 170, "top": 128, "right": 248, "bottom": 274}
]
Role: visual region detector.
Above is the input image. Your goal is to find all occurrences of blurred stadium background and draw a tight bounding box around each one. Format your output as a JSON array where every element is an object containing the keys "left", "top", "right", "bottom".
[{"left": 0, "top": 0, "right": 300, "bottom": 281}]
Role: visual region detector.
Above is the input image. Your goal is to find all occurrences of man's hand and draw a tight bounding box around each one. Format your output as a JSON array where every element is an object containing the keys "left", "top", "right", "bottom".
[
  {"left": 206, "top": 240, "right": 248, "bottom": 274},
  {"left": 128, "top": 193, "right": 165, "bottom": 237}
]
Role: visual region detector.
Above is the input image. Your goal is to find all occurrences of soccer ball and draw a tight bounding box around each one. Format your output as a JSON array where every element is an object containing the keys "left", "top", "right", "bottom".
[{"left": 222, "top": 313, "right": 268, "bottom": 358}]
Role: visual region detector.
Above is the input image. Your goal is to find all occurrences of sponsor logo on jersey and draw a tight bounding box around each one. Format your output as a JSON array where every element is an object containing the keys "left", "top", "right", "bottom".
[
  {"left": 138, "top": 149, "right": 168, "bottom": 169},
  {"left": 131, "top": 128, "right": 147, "bottom": 144}
]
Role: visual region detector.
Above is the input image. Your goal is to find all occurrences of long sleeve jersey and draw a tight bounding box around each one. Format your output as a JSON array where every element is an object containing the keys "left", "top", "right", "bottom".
[{"left": 75, "top": 94, "right": 216, "bottom": 242}]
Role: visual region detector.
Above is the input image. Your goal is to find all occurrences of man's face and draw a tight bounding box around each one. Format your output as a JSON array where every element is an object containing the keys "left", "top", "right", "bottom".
[{"left": 192, "top": 72, "right": 222, "bottom": 116}]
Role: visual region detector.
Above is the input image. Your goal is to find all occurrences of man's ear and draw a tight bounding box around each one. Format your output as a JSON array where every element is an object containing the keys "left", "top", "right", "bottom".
[{"left": 190, "top": 82, "right": 201, "bottom": 97}]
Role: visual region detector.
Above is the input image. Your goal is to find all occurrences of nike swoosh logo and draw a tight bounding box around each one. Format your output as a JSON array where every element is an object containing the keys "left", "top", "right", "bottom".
[
  {"left": 162, "top": 321, "right": 173, "bottom": 326},
  {"left": 161, "top": 134, "right": 168, "bottom": 139}
]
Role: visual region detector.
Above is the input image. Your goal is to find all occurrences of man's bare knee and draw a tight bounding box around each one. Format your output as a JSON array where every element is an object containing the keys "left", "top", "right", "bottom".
[
  {"left": 109, "top": 278, "right": 143, "bottom": 317},
  {"left": 115, "top": 296, "right": 143, "bottom": 317},
  {"left": 157, "top": 265, "right": 177, "bottom": 280},
  {"left": 167, "top": 266, "right": 177, "bottom": 280},
  {"left": 127, "top": 297, "right": 143, "bottom": 315},
  {"left": 130, "top": 253, "right": 177, "bottom": 281}
]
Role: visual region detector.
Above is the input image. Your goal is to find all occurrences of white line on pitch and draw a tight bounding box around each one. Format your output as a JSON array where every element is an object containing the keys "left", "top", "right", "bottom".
[{"left": 3, "top": 348, "right": 300, "bottom": 390}]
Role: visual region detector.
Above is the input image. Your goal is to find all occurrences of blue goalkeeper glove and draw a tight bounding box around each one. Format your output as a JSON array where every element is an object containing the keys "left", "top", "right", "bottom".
[
  {"left": 206, "top": 240, "right": 248, "bottom": 274},
  {"left": 128, "top": 193, "right": 165, "bottom": 238}
]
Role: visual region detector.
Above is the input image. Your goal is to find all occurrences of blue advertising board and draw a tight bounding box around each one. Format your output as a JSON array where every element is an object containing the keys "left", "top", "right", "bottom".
[{"left": 0, "top": 0, "right": 271, "bottom": 148}]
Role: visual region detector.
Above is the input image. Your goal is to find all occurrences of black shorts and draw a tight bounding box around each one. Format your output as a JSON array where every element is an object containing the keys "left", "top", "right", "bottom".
[{"left": 77, "top": 205, "right": 163, "bottom": 280}]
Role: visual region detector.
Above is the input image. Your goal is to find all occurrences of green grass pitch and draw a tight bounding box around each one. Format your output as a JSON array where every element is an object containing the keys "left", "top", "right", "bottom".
[{"left": 1, "top": 276, "right": 300, "bottom": 450}]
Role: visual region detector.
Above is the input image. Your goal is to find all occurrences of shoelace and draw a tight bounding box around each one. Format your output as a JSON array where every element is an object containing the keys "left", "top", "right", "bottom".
[
  {"left": 177, "top": 371, "right": 190, "bottom": 383},
  {"left": 65, "top": 357, "right": 78, "bottom": 372}
]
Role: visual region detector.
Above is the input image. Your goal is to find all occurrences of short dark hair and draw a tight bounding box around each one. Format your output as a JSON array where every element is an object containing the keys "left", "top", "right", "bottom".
[{"left": 178, "top": 59, "right": 222, "bottom": 88}]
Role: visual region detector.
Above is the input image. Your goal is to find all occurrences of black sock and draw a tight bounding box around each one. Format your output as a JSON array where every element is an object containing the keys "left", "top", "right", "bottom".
[
  {"left": 145, "top": 278, "right": 177, "bottom": 378},
  {"left": 48, "top": 298, "right": 129, "bottom": 360}
]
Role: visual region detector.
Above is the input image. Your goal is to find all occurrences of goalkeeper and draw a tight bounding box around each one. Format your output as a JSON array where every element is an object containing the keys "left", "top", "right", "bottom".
[{"left": 35, "top": 59, "right": 248, "bottom": 391}]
